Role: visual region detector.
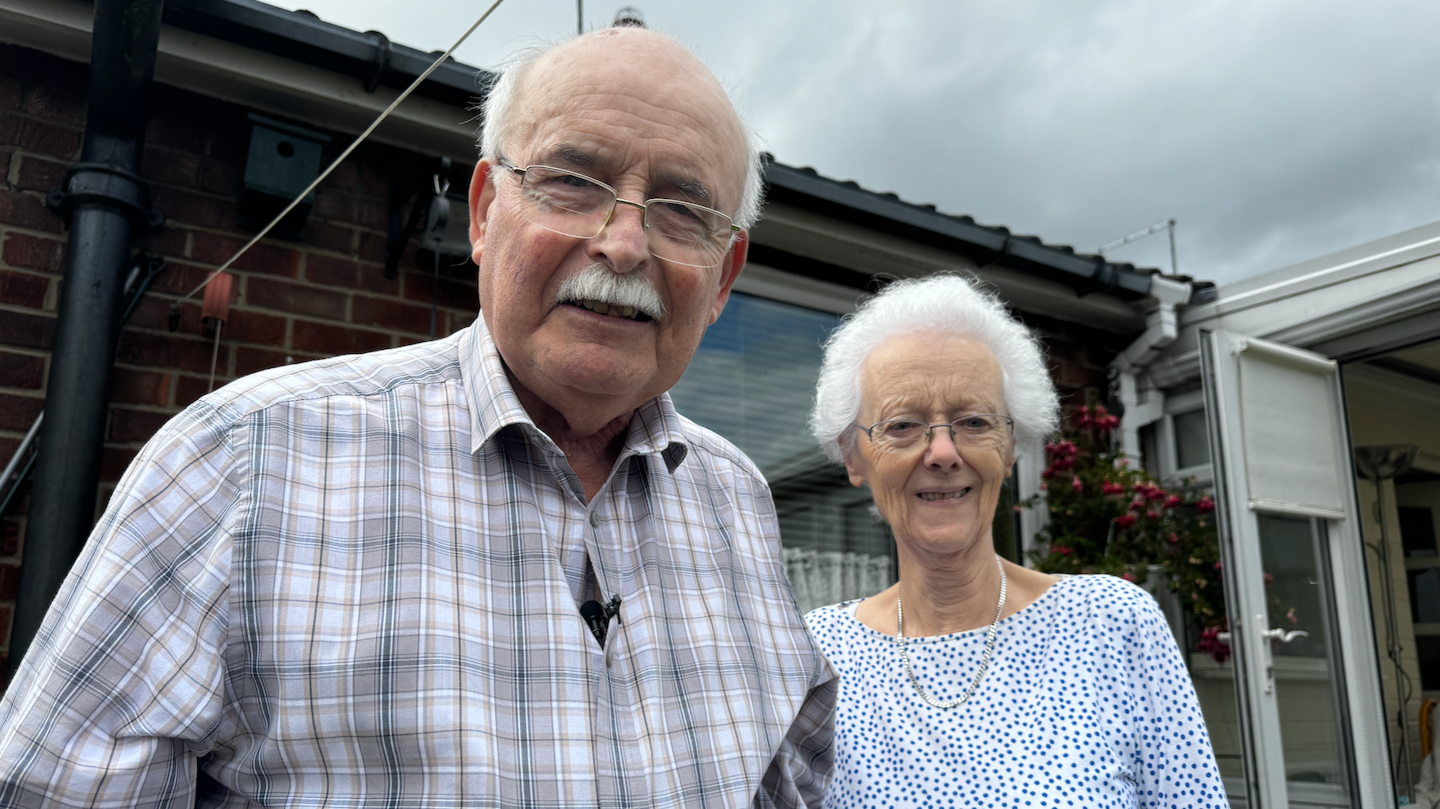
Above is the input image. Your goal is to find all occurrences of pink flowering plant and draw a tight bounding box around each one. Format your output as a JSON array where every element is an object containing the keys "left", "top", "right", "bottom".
[{"left": 1024, "top": 404, "right": 1232, "bottom": 660}]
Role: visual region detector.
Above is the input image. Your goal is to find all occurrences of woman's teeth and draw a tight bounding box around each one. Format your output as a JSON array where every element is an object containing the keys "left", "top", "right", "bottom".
[{"left": 919, "top": 489, "right": 969, "bottom": 501}]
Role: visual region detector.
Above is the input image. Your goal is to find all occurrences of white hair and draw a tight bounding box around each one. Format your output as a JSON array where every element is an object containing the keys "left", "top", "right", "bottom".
[
  {"left": 810, "top": 273, "right": 1059, "bottom": 464},
  {"left": 478, "top": 36, "right": 765, "bottom": 229}
]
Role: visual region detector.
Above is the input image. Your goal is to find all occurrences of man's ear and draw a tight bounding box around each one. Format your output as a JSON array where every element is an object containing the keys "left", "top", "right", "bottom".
[
  {"left": 468, "top": 160, "right": 497, "bottom": 265},
  {"left": 708, "top": 229, "right": 749, "bottom": 324}
]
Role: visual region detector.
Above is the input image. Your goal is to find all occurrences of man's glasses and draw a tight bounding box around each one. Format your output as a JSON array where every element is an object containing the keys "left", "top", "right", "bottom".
[
  {"left": 496, "top": 157, "right": 740, "bottom": 268},
  {"left": 852, "top": 415, "right": 1014, "bottom": 454}
]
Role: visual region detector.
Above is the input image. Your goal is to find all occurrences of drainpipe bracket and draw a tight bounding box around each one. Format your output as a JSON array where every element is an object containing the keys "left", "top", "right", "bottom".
[{"left": 46, "top": 162, "right": 164, "bottom": 229}]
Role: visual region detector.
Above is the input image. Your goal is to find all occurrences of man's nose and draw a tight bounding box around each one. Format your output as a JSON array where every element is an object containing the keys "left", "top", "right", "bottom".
[{"left": 588, "top": 198, "right": 650, "bottom": 273}]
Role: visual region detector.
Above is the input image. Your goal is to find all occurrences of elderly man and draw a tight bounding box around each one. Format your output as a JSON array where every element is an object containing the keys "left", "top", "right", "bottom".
[{"left": 0, "top": 28, "right": 835, "bottom": 808}]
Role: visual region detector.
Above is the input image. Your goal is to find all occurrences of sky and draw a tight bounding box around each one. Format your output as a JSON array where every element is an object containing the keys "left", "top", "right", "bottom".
[{"left": 268, "top": 0, "right": 1440, "bottom": 287}]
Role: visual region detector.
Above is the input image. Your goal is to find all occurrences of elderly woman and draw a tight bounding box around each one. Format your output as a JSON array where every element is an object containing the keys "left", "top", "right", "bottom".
[{"left": 805, "top": 274, "right": 1225, "bottom": 808}]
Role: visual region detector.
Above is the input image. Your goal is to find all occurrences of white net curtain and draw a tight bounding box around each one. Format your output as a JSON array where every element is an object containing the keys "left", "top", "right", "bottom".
[{"left": 784, "top": 548, "right": 895, "bottom": 615}]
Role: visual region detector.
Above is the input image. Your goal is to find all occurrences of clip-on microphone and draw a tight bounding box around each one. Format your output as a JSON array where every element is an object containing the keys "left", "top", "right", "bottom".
[{"left": 579, "top": 595, "right": 622, "bottom": 648}]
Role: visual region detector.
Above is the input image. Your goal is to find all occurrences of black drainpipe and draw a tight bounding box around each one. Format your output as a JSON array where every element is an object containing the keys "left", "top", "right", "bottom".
[{"left": 7, "top": 0, "right": 166, "bottom": 679}]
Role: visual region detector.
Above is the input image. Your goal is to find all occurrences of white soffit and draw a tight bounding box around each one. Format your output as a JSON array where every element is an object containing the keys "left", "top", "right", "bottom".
[{"left": 0, "top": 0, "right": 480, "bottom": 160}]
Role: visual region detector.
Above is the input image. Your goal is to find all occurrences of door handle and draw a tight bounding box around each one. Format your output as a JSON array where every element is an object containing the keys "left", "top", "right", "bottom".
[{"left": 1260, "top": 628, "right": 1309, "bottom": 644}]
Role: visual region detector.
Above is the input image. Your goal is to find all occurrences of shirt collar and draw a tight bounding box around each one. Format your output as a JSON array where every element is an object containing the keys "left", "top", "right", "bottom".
[{"left": 460, "top": 314, "right": 690, "bottom": 473}]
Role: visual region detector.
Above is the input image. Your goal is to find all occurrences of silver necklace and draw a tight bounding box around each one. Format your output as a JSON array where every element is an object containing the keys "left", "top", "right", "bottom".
[{"left": 897, "top": 553, "right": 1006, "bottom": 709}]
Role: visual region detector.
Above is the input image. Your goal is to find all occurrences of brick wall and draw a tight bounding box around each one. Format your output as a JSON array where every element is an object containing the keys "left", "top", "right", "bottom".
[{"left": 0, "top": 43, "right": 480, "bottom": 675}]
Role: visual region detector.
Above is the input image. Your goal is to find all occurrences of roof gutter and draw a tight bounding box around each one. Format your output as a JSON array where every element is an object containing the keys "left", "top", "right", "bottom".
[
  {"left": 763, "top": 161, "right": 1158, "bottom": 302},
  {"left": 1109, "top": 275, "right": 1194, "bottom": 461}
]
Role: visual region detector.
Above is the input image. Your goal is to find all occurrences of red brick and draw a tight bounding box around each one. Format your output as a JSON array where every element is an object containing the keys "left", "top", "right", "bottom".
[
  {"left": 403, "top": 265, "right": 477, "bottom": 312},
  {"left": 246, "top": 277, "right": 345, "bottom": 320},
  {"left": 0, "top": 149, "right": 10, "bottom": 182},
  {"left": 22, "top": 85, "right": 86, "bottom": 127},
  {"left": 125, "top": 296, "right": 201, "bottom": 333},
  {"left": 0, "top": 437, "right": 17, "bottom": 475},
  {"left": 353, "top": 295, "right": 431, "bottom": 336},
  {"left": 149, "top": 186, "right": 234, "bottom": 231},
  {"left": 232, "top": 347, "right": 319, "bottom": 379},
  {"left": 291, "top": 320, "right": 389, "bottom": 356},
  {"left": 304, "top": 253, "right": 398, "bottom": 296},
  {"left": 0, "top": 351, "right": 44, "bottom": 389},
  {"left": 220, "top": 308, "right": 286, "bottom": 347},
  {"left": 0, "top": 270, "right": 47, "bottom": 308},
  {"left": 128, "top": 225, "right": 188, "bottom": 263},
  {"left": 110, "top": 367, "right": 171, "bottom": 406},
  {"left": 116, "top": 331, "right": 214, "bottom": 374},
  {"left": 190, "top": 232, "right": 299, "bottom": 277},
  {"left": 0, "top": 563, "right": 18, "bottom": 600},
  {"left": 0, "top": 393, "right": 43, "bottom": 431},
  {"left": 0, "top": 310, "right": 54, "bottom": 350},
  {"left": 145, "top": 112, "right": 209, "bottom": 155},
  {"left": 100, "top": 445, "right": 139, "bottom": 483},
  {"left": 110, "top": 407, "right": 171, "bottom": 443},
  {"left": 354, "top": 199, "right": 388, "bottom": 231},
  {"left": 0, "top": 113, "right": 80, "bottom": 159},
  {"left": 142, "top": 147, "right": 201, "bottom": 189},
  {"left": 322, "top": 162, "right": 360, "bottom": 193},
  {"left": 356, "top": 231, "right": 387, "bottom": 263},
  {"left": 302, "top": 222, "right": 356, "bottom": 254},
  {"left": 198, "top": 159, "right": 242, "bottom": 197},
  {"left": 0, "top": 190, "right": 63, "bottom": 233},
  {"left": 312, "top": 188, "right": 355, "bottom": 225},
  {"left": 2, "top": 232, "right": 63, "bottom": 274},
  {"left": 0, "top": 76, "right": 20, "bottom": 110},
  {"left": 15, "top": 155, "right": 65, "bottom": 193},
  {"left": 144, "top": 261, "right": 212, "bottom": 298}
]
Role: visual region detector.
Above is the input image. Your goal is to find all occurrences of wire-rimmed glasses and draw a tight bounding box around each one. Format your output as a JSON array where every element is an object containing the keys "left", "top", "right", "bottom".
[
  {"left": 496, "top": 157, "right": 740, "bottom": 269},
  {"left": 852, "top": 414, "right": 1014, "bottom": 453}
]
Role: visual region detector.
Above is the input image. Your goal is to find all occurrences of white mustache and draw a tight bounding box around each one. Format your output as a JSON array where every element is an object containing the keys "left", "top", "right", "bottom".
[{"left": 555, "top": 264, "right": 667, "bottom": 321}]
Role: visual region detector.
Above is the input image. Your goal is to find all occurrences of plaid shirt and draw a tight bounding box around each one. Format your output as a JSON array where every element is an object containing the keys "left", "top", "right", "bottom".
[{"left": 0, "top": 316, "right": 835, "bottom": 808}]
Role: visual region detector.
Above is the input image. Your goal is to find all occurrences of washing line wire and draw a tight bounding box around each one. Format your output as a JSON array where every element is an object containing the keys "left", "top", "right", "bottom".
[{"left": 172, "top": 0, "right": 507, "bottom": 309}]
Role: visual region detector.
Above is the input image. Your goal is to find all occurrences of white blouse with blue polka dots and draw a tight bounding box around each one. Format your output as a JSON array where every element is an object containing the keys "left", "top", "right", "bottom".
[{"left": 805, "top": 574, "right": 1228, "bottom": 808}]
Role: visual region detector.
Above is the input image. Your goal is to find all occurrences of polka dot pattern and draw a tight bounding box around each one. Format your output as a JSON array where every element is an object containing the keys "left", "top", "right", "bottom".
[{"left": 805, "top": 574, "right": 1228, "bottom": 808}]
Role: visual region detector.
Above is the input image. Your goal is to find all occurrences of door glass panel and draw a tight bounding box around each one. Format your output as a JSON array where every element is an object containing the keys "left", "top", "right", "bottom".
[
  {"left": 1174, "top": 407, "right": 1211, "bottom": 469},
  {"left": 1257, "top": 513, "right": 1351, "bottom": 796}
]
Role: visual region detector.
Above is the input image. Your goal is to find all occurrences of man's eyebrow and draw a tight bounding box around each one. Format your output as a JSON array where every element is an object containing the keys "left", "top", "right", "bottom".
[
  {"left": 533, "top": 145, "right": 600, "bottom": 170},
  {"left": 666, "top": 177, "right": 713, "bottom": 205}
]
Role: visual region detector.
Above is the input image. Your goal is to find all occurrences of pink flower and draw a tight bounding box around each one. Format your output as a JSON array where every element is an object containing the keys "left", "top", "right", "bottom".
[
  {"left": 1121, "top": 572, "right": 1137, "bottom": 582},
  {"left": 1041, "top": 467, "right": 1055, "bottom": 480},
  {"left": 1129, "top": 497, "right": 1146, "bottom": 512},
  {"left": 1116, "top": 514, "right": 1137, "bottom": 530},
  {"left": 1103, "top": 481, "right": 1126, "bottom": 495},
  {"left": 1196, "top": 496, "right": 1215, "bottom": 514},
  {"left": 1263, "top": 572, "right": 1274, "bottom": 586},
  {"left": 1168, "top": 532, "right": 1180, "bottom": 545},
  {"left": 1054, "top": 545, "right": 1072, "bottom": 557},
  {"left": 1287, "top": 608, "right": 1298, "bottom": 624},
  {"left": 1214, "top": 561, "right": 1222, "bottom": 570},
  {"left": 1146, "top": 510, "right": 1160, "bottom": 520},
  {"left": 1072, "top": 476, "right": 1084, "bottom": 493},
  {"left": 1163, "top": 495, "right": 1182, "bottom": 509}
]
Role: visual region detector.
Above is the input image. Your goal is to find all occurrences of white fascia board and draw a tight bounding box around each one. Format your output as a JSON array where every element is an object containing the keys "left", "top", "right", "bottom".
[
  {"left": 0, "top": 0, "right": 481, "bottom": 161},
  {"left": 754, "top": 201, "right": 1146, "bottom": 334}
]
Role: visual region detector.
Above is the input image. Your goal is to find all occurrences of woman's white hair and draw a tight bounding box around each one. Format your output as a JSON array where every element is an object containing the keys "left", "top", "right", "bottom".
[
  {"left": 478, "top": 37, "right": 765, "bottom": 229},
  {"left": 810, "top": 273, "right": 1059, "bottom": 464}
]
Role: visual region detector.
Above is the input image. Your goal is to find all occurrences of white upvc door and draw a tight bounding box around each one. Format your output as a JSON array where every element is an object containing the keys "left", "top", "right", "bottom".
[{"left": 1199, "top": 329, "right": 1392, "bottom": 809}]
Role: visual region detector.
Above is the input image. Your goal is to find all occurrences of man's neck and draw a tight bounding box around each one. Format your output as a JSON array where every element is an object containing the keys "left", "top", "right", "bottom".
[{"left": 506, "top": 368, "right": 633, "bottom": 502}]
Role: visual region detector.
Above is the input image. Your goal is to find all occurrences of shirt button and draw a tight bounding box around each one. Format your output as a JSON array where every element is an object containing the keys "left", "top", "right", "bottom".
[{"left": 589, "top": 511, "right": 600, "bottom": 528}]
